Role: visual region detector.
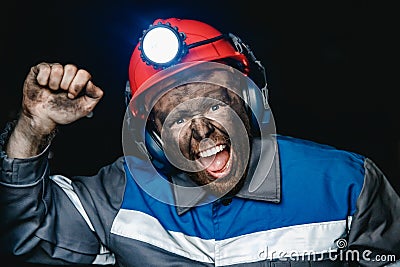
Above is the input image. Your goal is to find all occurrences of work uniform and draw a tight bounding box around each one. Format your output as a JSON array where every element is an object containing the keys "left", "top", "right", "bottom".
[{"left": 1, "top": 121, "right": 399, "bottom": 267}]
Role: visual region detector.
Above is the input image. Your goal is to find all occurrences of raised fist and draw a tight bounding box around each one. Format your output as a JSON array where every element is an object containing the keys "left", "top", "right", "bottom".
[{"left": 21, "top": 62, "right": 104, "bottom": 134}]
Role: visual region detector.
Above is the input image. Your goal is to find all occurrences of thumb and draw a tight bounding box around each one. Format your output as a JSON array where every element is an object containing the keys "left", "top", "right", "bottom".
[
  {"left": 77, "top": 81, "right": 104, "bottom": 117},
  {"left": 85, "top": 80, "right": 104, "bottom": 99}
]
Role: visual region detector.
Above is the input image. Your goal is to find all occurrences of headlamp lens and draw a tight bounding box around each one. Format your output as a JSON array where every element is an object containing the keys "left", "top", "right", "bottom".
[
  {"left": 139, "top": 21, "right": 226, "bottom": 69},
  {"left": 142, "top": 26, "right": 180, "bottom": 65}
]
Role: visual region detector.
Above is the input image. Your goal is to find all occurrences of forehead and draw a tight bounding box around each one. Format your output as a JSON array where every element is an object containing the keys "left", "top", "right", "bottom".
[
  {"left": 154, "top": 82, "right": 233, "bottom": 110},
  {"left": 144, "top": 67, "right": 240, "bottom": 106}
]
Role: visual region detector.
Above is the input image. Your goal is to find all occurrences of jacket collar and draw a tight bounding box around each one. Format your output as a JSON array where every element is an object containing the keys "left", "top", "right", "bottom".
[{"left": 170, "top": 135, "right": 281, "bottom": 215}]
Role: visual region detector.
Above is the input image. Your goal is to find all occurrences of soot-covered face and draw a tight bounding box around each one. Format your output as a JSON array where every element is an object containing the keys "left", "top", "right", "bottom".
[{"left": 150, "top": 82, "right": 252, "bottom": 197}]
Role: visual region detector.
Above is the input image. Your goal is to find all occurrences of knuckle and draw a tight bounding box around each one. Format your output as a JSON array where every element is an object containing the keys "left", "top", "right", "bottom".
[
  {"left": 64, "top": 64, "right": 78, "bottom": 74},
  {"left": 36, "top": 62, "right": 51, "bottom": 73},
  {"left": 34, "top": 63, "right": 51, "bottom": 85},
  {"left": 51, "top": 64, "right": 64, "bottom": 76},
  {"left": 37, "top": 62, "right": 50, "bottom": 68},
  {"left": 77, "top": 69, "right": 92, "bottom": 80}
]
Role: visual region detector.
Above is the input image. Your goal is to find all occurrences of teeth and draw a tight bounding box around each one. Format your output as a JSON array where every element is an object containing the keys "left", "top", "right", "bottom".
[{"left": 199, "top": 145, "right": 226, "bottom": 158}]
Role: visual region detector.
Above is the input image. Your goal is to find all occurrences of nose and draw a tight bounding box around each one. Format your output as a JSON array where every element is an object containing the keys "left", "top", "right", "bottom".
[{"left": 191, "top": 117, "right": 215, "bottom": 140}]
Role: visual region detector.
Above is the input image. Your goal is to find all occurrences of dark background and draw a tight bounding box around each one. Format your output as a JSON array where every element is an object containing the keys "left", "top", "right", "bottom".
[{"left": 1, "top": 0, "right": 399, "bottom": 266}]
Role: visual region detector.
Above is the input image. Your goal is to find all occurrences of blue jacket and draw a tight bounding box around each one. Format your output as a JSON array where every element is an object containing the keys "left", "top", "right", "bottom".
[{"left": 1, "top": 124, "right": 399, "bottom": 267}]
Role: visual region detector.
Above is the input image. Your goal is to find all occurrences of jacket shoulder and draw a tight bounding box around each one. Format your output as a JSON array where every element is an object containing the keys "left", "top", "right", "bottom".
[{"left": 276, "top": 135, "right": 365, "bottom": 164}]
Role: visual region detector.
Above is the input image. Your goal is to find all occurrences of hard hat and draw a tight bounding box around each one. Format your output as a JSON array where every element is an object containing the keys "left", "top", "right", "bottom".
[{"left": 128, "top": 17, "right": 250, "bottom": 112}]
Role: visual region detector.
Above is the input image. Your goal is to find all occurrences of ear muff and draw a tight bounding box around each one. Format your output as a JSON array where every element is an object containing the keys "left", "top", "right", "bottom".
[
  {"left": 144, "top": 120, "right": 175, "bottom": 173},
  {"left": 241, "top": 78, "right": 271, "bottom": 137},
  {"left": 216, "top": 33, "right": 271, "bottom": 136}
]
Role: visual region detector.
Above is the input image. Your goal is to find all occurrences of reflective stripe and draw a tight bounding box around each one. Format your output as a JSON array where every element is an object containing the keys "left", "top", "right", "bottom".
[
  {"left": 92, "top": 244, "right": 116, "bottom": 265},
  {"left": 217, "top": 219, "right": 347, "bottom": 266},
  {"left": 111, "top": 209, "right": 349, "bottom": 266},
  {"left": 51, "top": 174, "right": 116, "bottom": 265},
  {"left": 51, "top": 175, "right": 95, "bottom": 231},
  {"left": 387, "top": 260, "right": 400, "bottom": 267},
  {"left": 111, "top": 209, "right": 215, "bottom": 263}
]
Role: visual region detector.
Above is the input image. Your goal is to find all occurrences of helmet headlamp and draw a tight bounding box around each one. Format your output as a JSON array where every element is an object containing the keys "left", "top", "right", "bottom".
[{"left": 139, "top": 21, "right": 225, "bottom": 69}]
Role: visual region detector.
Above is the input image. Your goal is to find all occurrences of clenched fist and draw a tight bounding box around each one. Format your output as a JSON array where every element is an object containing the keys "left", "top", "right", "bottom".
[
  {"left": 6, "top": 62, "right": 104, "bottom": 158},
  {"left": 22, "top": 62, "right": 103, "bottom": 134}
]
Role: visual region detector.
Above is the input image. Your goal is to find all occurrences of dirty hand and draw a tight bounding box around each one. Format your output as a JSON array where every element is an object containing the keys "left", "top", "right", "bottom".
[{"left": 21, "top": 62, "right": 104, "bottom": 135}]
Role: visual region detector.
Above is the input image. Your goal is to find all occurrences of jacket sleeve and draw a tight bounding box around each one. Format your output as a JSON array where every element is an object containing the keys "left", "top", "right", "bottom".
[
  {"left": 348, "top": 158, "right": 400, "bottom": 267},
  {"left": 0, "top": 121, "right": 112, "bottom": 265}
]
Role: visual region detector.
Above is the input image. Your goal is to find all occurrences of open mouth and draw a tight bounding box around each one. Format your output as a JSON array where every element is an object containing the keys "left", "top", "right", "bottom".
[{"left": 197, "top": 143, "right": 232, "bottom": 179}]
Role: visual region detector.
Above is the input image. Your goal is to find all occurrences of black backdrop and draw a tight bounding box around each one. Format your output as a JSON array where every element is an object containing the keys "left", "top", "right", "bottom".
[{"left": 1, "top": 0, "right": 399, "bottom": 266}]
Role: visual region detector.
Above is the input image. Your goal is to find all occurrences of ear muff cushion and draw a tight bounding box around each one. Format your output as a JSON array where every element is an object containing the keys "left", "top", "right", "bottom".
[{"left": 144, "top": 124, "right": 174, "bottom": 172}]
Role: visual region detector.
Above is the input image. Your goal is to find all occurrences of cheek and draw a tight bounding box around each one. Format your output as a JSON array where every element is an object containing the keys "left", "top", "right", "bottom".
[
  {"left": 229, "top": 104, "right": 251, "bottom": 131},
  {"left": 164, "top": 125, "right": 192, "bottom": 156},
  {"left": 208, "top": 110, "right": 241, "bottom": 132}
]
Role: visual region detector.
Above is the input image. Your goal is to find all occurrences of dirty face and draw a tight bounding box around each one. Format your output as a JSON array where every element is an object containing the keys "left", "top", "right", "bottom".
[{"left": 150, "top": 82, "right": 252, "bottom": 196}]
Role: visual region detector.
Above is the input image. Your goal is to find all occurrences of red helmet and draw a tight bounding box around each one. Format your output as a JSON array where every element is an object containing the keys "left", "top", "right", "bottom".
[{"left": 128, "top": 18, "right": 250, "bottom": 107}]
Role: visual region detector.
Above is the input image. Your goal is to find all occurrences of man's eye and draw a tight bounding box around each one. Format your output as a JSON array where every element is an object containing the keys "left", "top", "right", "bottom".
[
  {"left": 211, "top": 104, "right": 220, "bottom": 111},
  {"left": 176, "top": 118, "right": 185, "bottom": 125}
]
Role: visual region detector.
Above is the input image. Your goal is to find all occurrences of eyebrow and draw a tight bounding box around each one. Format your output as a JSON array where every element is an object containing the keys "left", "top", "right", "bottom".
[
  {"left": 153, "top": 86, "right": 232, "bottom": 123},
  {"left": 203, "top": 87, "right": 231, "bottom": 103}
]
